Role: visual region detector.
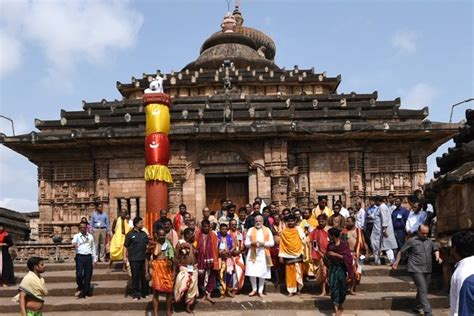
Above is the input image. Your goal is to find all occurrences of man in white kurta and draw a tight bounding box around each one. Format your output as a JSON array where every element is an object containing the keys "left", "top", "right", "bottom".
[{"left": 244, "top": 215, "right": 274, "bottom": 297}]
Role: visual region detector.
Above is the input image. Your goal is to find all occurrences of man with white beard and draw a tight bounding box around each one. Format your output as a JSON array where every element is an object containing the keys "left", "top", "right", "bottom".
[{"left": 244, "top": 215, "right": 274, "bottom": 298}]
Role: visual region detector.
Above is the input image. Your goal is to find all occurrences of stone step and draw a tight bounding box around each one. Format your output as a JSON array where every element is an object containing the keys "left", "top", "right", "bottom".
[
  {"left": 13, "top": 269, "right": 130, "bottom": 284},
  {"left": 13, "top": 262, "right": 122, "bottom": 273},
  {"left": 0, "top": 291, "right": 449, "bottom": 313},
  {"left": 1, "top": 309, "right": 453, "bottom": 316},
  {"left": 0, "top": 275, "right": 416, "bottom": 298},
  {"left": 14, "top": 262, "right": 412, "bottom": 277}
]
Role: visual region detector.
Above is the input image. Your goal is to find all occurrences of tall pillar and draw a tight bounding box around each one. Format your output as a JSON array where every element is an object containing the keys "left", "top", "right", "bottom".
[
  {"left": 143, "top": 77, "right": 173, "bottom": 232},
  {"left": 296, "top": 153, "right": 310, "bottom": 207},
  {"left": 168, "top": 179, "right": 183, "bottom": 213},
  {"left": 271, "top": 175, "right": 288, "bottom": 206}
]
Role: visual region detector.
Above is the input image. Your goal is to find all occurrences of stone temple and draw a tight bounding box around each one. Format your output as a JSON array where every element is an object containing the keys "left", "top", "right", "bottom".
[{"left": 0, "top": 7, "right": 457, "bottom": 258}]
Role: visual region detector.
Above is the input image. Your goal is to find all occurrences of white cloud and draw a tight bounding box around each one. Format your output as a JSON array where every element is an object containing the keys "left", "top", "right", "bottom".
[
  {"left": 0, "top": 0, "right": 143, "bottom": 82},
  {"left": 0, "top": 146, "right": 38, "bottom": 213},
  {"left": 401, "top": 82, "right": 436, "bottom": 109},
  {"left": 0, "top": 198, "right": 37, "bottom": 213},
  {"left": 0, "top": 29, "right": 23, "bottom": 78},
  {"left": 392, "top": 30, "right": 421, "bottom": 55}
]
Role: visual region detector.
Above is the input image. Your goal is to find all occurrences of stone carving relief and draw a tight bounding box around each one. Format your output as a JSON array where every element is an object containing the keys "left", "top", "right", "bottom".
[{"left": 52, "top": 181, "right": 95, "bottom": 201}]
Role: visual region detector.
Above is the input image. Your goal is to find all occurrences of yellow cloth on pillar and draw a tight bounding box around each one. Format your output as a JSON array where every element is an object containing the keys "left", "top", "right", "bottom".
[
  {"left": 110, "top": 217, "right": 131, "bottom": 261},
  {"left": 279, "top": 228, "right": 303, "bottom": 257},
  {"left": 144, "top": 165, "right": 173, "bottom": 183},
  {"left": 145, "top": 104, "right": 170, "bottom": 136}
]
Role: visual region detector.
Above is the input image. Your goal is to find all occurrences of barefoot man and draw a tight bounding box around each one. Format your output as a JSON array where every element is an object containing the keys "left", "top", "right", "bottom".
[
  {"left": 174, "top": 228, "right": 199, "bottom": 314},
  {"left": 14, "top": 257, "right": 48, "bottom": 316},
  {"left": 195, "top": 219, "right": 219, "bottom": 303},
  {"left": 151, "top": 228, "right": 175, "bottom": 316},
  {"left": 309, "top": 214, "right": 330, "bottom": 296},
  {"left": 279, "top": 214, "right": 305, "bottom": 296}
]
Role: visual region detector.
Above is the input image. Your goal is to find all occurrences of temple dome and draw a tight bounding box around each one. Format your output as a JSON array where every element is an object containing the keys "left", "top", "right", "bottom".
[{"left": 182, "top": 8, "right": 278, "bottom": 71}]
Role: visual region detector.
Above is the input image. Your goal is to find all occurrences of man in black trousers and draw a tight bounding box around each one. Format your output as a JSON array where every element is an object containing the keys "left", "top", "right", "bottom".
[
  {"left": 124, "top": 217, "right": 149, "bottom": 300},
  {"left": 72, "top": 221, "right": 97, "bottom": 299}
]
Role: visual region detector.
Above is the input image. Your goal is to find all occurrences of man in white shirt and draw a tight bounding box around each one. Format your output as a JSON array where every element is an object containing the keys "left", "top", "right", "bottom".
[
  {"left": 354, "top": 201, "right": 365, "bottom": 230},
  {"left": 335, "top": 200, "right": 350, "bottom": 218},
  {"left": 405, "top": 202, "right": 428, "bottom": 235},
  {"left": 72, "top": 221, "right": 97, "bottom": 299},
  {"left": 450, "top": 231, "right": 474, "bottom": 316}
]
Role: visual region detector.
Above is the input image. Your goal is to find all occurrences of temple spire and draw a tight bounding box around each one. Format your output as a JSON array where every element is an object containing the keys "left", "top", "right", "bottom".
[
  {"left": 233, "top": 0, "right": 244, "bottom": 26},
  {"left": 221, "top": 10, "right": 237, "bottom": 33}
]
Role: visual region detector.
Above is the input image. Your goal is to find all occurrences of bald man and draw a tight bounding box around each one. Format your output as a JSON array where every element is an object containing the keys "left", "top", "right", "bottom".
[{"left": 393, "top": 224, "right": 442, "bottom": 316}]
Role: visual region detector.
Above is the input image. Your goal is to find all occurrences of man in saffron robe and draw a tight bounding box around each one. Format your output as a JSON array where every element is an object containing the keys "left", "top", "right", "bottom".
[
  {"left": 108, "top": 209, "right": 131, "bottom": 273},
  {"left": 195, "top": 219, "right": 219, "bottom": 303},
  {"left": 228, "top": 219, "right": 245, "bottom": 293},
  {"left": 173, "top": 204, "right": 188, "bottom": 233},
  {"left": 217, "top": 223, "right": 236, "bottom": 297},
  {"left": 244, "top": 215, "right": 274, "bottom": 298},
  {"left": 309, "top": 214, "right": 330, "bottom": 296},
  {"left": 279, "top": 214, "right": 305, "bottom": 296},
  {"left": 174, "top": 228, "right": 198, "bottom": 314},
  {"left": 327, "top": 227, "right": 354, "bottom": 316},
  {"left": 151, "top": 228, "right": 174, "bottom": 316},
  {"left": 342, "top": 216, "right": 366, "bottom": 294}
]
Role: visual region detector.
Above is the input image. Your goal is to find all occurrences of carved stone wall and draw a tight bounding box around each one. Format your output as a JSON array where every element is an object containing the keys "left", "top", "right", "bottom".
[
  {"left": 265, "top": 139, "right": 288, "bottom": 206},
  {"left": 436, "top": 182, "right": 474, "bottom": 236},
  {"left": 31, "top": 138, "right": 430, "bottom": 246},
  {"left": 309, "top": 152, "right": 350, "bottom": 208},
  {"left": 109, "top": 158, "right": 145, "bottom": 222}
]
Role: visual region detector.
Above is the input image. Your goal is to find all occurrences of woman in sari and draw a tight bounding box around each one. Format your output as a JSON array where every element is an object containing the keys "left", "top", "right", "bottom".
[
  {"left": 0, "top": 222, "right": 15, "bottom": 286},
  {"left": 326, "top": 227, "right": 354, "bottom": 316}
]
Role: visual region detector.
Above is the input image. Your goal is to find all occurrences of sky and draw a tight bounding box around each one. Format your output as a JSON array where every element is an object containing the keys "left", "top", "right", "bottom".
[{"left": 0, "top": 0, "right": 473, "bottom": 212}]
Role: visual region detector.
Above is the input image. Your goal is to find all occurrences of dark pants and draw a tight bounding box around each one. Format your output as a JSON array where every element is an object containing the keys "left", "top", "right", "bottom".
[
  {"left": 75, "top": 254, "right": 93, "bottom": 296},
  {"left": 411, "top": 272, "right": 432, "bottom": 315},
  {"left": 198, "top": 269, "right": 216, "bottom": 295},
  {"left": 364, "top": 222, "right": 374, "bottom": 252},
  {"left": 130, "top": 260, "right": 148, "bottom": 299},
  {"left": 393, "top": 229, "right": 406, "bottom": 257}
]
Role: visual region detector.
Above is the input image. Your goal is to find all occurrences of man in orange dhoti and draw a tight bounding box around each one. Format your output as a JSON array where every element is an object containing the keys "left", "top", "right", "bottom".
[
  {"left": 279, "top": 214, "right": 305, "bottom": 296},
  {"left": 174, "top": 228, "right": 199, "bottom": 314},
  {"left": 151, "top": 228, "right": 174, "bottom": 316}
]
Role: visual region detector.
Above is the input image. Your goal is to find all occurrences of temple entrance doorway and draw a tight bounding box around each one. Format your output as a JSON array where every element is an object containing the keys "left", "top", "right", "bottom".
[{"left": 205, "top": 173, "right": 248, "bottom": 212}]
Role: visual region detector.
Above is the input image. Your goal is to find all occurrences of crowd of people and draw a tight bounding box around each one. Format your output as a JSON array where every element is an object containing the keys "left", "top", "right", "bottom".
[{"left": 4, "top": 194, "right": 474, "bottom": 316}]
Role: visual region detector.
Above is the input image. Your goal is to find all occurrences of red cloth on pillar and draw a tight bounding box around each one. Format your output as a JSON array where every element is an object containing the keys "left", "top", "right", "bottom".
[{"left": 145, "top": 133, "right": 170, "bottom": 166}]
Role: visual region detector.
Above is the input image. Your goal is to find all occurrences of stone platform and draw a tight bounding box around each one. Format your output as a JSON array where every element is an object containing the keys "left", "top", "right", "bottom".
[{"left": 0, "top": 262, "right": 449, "bottom": 314}]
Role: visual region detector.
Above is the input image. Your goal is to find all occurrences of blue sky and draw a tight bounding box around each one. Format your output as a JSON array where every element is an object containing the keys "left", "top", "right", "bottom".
[{"left": 0, "top": 0, "right": 472, "bottom": 212}]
